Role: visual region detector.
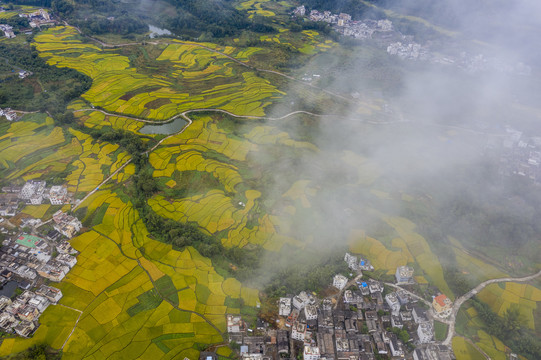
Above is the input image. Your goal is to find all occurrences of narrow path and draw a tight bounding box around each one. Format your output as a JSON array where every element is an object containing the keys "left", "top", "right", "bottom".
[
  {"left": 464, "top": 337, "right": 491, "bottom": 360},
  {"left": 59, "top": 304, "right": 83, "bottom": 350},
  {"left": 442, "top": 269, "right": 541, "bottom": 346},
  {"left": 71, "top": 156, "right": 132, "bottom": 211},
  {"left": 383, "top": 282, "right": 432, "bottom": 308}
]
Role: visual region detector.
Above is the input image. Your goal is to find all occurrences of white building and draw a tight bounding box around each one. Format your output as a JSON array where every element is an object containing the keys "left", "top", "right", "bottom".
[
  {"left": 55, "top": 253, "right": 77, "bottom": 268},
  {"left": 291, "top": 322, "right": 306, "bottom": 341},
  {"left": 395, "top": 266, "right": 414, "bottom": 284},
  {"left": 292, "top": 291, "right": 312, "bottom": 310},
  {"left": 344, "top": 253, "right": 358, "bottom": 270},
  {"left": 279, "top": 297, "right": 291, "bottom": 316},
  {"left": 49, "top": 186, "right": 68, "bottom": 205},
  {"left": 226, "top": 314, "right": 243, "bottom": 333},
  {"left": 27, "top": 295, "right": 50, "bottom": 313},
  {"left": 417, "top": 322, "right": 434, "bottom": 344},
  {"left": 385, "top": 292, "right": 401, "bottom": 316},
  {"left": 389, "top": 334, "right": 404, "bottom": 357},
  {"left": 303, "top": 345, "right": 320, "bottom": 360},
  {"left": 333, "top": 274, "right": 348, "bottom": 290},
  {"left": 19, "top": 181, "right": 46, "bottom": 202},
  {"left": 304, "top": 304, "right": 318, "bottom": 321}
]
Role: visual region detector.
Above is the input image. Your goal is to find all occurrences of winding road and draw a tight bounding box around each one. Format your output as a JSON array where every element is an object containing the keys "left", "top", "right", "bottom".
[
  {"left": 442, "top": 269, "right": 541, "bottom": 346},
  {"left": 70, "top": 107, "right": 336, "bottom": 211}
]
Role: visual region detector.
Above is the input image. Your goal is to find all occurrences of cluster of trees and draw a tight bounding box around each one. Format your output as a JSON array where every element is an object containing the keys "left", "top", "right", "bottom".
[
  {"left": 73, "top": 15, "right": 147, "bottom": 36},
  {"left": 83, "top": 126, "right": 264, "bottom": 281},
  {"left": 4, "top": 344, "right": 61, "bottom": 360},
  {"left": 0, "top": 44, "right": 91, "bottom": 114},
  {"left": 473, "top": 299, "right": 541, "bottom": 359},
  {"left": 263, "top": 250, "right": 350, "bottom": 297}
]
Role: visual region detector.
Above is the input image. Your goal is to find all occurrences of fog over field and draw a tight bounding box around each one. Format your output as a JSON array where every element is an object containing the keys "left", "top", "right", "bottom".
[{"left": 252, "top": 0, "right": 541, "bottom": 285}]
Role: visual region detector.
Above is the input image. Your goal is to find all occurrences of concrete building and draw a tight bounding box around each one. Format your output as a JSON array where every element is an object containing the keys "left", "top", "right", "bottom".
[
  {"left": 389, "top": 334, "right": 405, "bottom": 358},
  {"left": 432, "top": 294, "right": 452, "bottom": 318},
  {"left": 344, "top": 252, "right": 358, "bottom": 270},
  {"left": 333, "top": 274, "right": 348, "bottom": 290},
  {"left": 395, "top": 266, "right": 414, "bottom": 284},
  {"left": 385, "top": 292, "right": 401, "bottom": 315},
  {"left": 227, "top": 314, "right": 244, "bottom": 333},
  {"left": 303, "top": 345, "right": 320, "bottom": 360},
  {"left": 19, "top": 181, "right": 46, "bottom": 201},
  {"left": 304, "top": 304, "right": 318, "bottom": 321},
  {"left": 48, "top": 186, "right": 68, "bottom": 205},
  {"left": 417, "top": 322, "right": 434, "bottom": 344},
  {"left": 279, "top": 297, "right": 291, "bottom": 316}
]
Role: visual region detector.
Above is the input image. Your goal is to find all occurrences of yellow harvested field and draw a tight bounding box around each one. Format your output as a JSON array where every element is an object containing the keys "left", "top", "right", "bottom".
[{"left": 34, "top": 27, "right": 284, "bottom": 120}]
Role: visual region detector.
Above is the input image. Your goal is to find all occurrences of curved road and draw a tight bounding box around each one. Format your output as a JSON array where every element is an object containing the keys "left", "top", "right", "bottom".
[{"left": 442, "top": 269, "right": 541, "bottom": 345}]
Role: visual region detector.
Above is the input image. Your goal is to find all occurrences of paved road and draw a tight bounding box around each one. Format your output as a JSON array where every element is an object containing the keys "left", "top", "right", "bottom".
[
  {"left": 383, "top": 282, "right": 432, "bottom": 308},
  {"left": 442, "top": 269, "right": 541, "bottom": 345}
]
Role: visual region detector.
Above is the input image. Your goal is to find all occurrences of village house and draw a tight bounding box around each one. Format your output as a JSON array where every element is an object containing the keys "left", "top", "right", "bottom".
[
  {"left": 304, "top": 304, "right": 318, "bottom": 321},
  {"left": 52, "top": 210, "right": 82, "bottom": 239},
  {"left": 292, "top": 291, "right": 313, "bottom": 310},
  {"left": 344, "top": 252, "right": 358, "bottom": 270},
  {"left": 0, "top": 24, "right": 15, "bottom": 38},
  {"left": 55, "top": 253, "right": 77, "bottom": 268},
  {"left": 395, "top": 266, "right": 414, "bottom": 284},
  {"left": 0, "top": 312, "right": 17, "bottom": 331},
  {"left": 48, "top": 186, "right": 68, "bottom": 205},
  {"left": 19, "top": 181, "right": 47, "bottom": 205},
  {"left": 278, "top": 297, "right": 291, "bottom": 316},
  {"left": 412, "top": 306, "right": 428, "bottom": 324},
  {"left": 276, "top": 330, "right": 289, "bottom": 354},
  {"left": 14, "top": 321, "right": 35, "bottom": 337},
  {"left": 417, "top": 322, "right": 434, "bottom": 344},
  {"left": 385, "top": 292, "right": 401, "bottom": 315},
  {"left": 227, "top": 314, "right": 244, "bottom": 333},
  {"left": 35, "top": 285, "right": 63, "bottom": 303},
  {"left": 303, "top": 345, "right": 320, "bottom": 360},
  {"left": 333, "top": 274, "right": 348, "bottom": 290},
  {"left": 432, "top": 294, "right": 452, "bottom": 318},
  {"left": 389, "top": 333, "right": 405, "bottom": 358},
  {"left": 291, "top": 321, "right": 306, "bottom": 341}
]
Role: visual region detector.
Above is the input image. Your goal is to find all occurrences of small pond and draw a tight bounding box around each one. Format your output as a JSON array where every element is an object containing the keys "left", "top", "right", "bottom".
[{"left": 139, "top": 117, "right": 188, "bottom": 135}]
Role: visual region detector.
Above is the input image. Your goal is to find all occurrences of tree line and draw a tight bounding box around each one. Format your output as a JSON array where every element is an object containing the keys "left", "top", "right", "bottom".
[
  {"left": 473, "top": 298, "right": 541, "bottom": 359},
  {"left": 0, "top": 43, "right": 91, "bottom": 114}
]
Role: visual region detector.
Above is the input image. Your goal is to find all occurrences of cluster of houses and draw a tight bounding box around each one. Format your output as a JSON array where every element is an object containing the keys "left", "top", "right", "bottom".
[
  {"left": 0, "top": 182, "right": 73, "bottom": 219},
  {"left": 18, "top": 8, "right": 54, "bottom": 28},
  {"left": 293, "top": 6, "right": 394, "bottom": 41},
  {"left": 492, "top": 126, "right": 541, "bottom": 184},
  {"left": 0, "top": 24, "right": 15, "bottom": 38},
  {"left": 0, "top": 285, "right": 62, "bottom": 337},
  {"left": 0, "top": 232, "right": 78, "bottom": 284},
  {"left": 293, "top": 5, "right": 531, "bottom": 77},
  {"left": 223, "top": 252, "right": 455, "bottom": 360},
  {"left": 0, "top": 107, "right": 17, "bottom": 121}
]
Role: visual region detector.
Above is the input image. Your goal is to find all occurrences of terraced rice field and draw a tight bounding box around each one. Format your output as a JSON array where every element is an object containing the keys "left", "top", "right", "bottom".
[
  {"left": 476, "top": 282, "right": 541, "bottom": 331},
  {"left": 0, "top": 192, "right": 259, "bottom": 359},
  {"left": 147, "top": 115, "right": 318, "bottom": 251},
  {"left": 33, "top": 26, "right": 284, "bottom": 120},
  {"left": 66, "top": 129, "right": 130, "bottom": 193},
  {"left": 452, "top": 337, "right": 486, "bottom": 360},
  {"left": 349, "top": 230, "right": 413, "bottom": 273}
]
